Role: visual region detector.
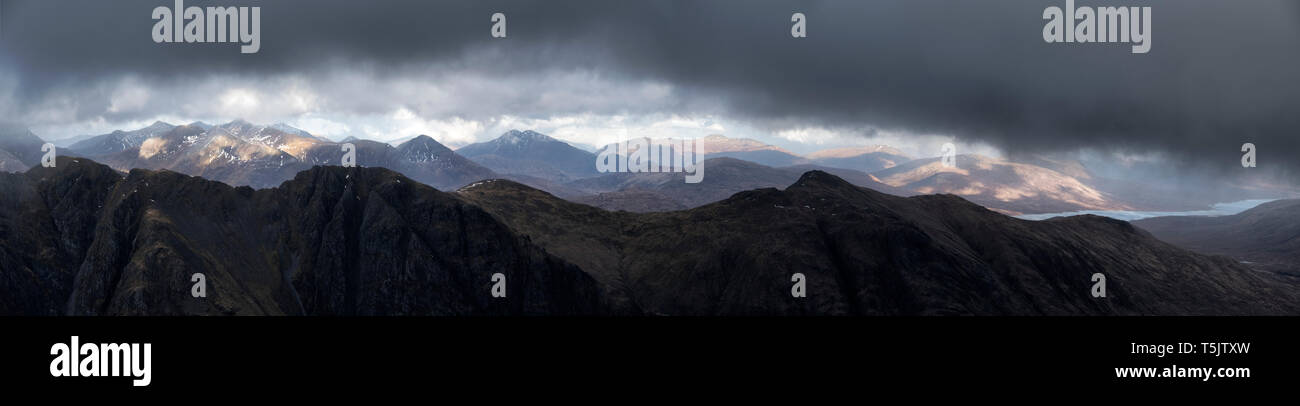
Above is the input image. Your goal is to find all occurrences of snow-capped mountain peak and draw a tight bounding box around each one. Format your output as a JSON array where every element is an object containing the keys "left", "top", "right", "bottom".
[{"left": 498, "top": 129, "right": 556, "bottom": 145}]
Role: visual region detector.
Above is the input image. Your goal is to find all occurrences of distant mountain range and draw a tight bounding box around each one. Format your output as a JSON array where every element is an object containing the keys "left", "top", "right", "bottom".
[
  {"left": 67, "top": 121, "right": 177, "bottom": 156},
  {"left": 694, "top": 134, "right": 809, "bottom": 167},
  {"left": 588, "top": 134, "right": 908, "bottom": 170},
  {"left": 1135, "top": 199, "right": 1300, "bottom": 276},
  {"left": 9, "top": 121, "right": 1292, "bottom": 217},
  {"left": 4, "top": 157, "right": 1294, "bottom": 315},
  {"left": 65, "top": 120, "right": 497, "bottom": 190},
  {"left": 870, "top": 154, "right": 1126, "bottom": 215},
  {"left": 456, "top": 130, "right": 598, "bottom": 182},
  {"left": 804, "top": 145, "right": 912, "bottom": 173},
  {"left": 0, "top": 124, "right": 47, "bottom": 172},
  {"left": 567, "top": 157, "right": 911, "bottom": 212}
]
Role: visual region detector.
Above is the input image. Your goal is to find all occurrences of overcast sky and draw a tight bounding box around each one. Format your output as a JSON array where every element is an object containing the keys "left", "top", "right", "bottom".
[{"left": 1, "top": 0, "right": 1297, "bottom": 175}]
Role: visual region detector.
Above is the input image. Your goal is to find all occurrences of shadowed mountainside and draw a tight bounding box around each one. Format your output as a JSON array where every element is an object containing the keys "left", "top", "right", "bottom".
[
  {"left": 3, "top": 157, "right": 1295, "bottom": 316},
  {"left": 0, "top": 157, "right": 603, "bottom": 315},
  {"left": 460, "top": 172, "right": 1298, "bottom": 315},
  {"left": 1135, "top": 199, "right": 1300, "bottom": 276}
]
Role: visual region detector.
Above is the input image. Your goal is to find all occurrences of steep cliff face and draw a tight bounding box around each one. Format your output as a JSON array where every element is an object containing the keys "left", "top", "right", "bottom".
[
  {"left": 1, "top": 157, "right": 604, "bottom": 315},
  {"left": 255, "top": 165, "right": 603, "bottom": 316},
  {"left": 0, "top": 158, "right": 119, "bottom": 314}
]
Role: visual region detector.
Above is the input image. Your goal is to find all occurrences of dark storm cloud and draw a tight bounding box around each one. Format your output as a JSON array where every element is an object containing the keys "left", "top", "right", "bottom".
[{"left": 2, "top": 0, "right": 1298, "bottom": 175}]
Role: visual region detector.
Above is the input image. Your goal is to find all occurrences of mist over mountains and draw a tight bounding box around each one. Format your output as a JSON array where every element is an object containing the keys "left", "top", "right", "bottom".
[{"left": 0, "top": 124, "right": 47, "bottom": 172}]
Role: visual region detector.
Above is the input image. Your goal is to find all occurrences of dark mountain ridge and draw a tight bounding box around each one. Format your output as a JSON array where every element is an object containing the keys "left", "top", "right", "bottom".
[
  {"left": 3, "top": 157, "right": 1295, "bottom": 315},
  {"left": 0, "top": 157, "right": 603, "bottom": 315},
  {"left": 461, "top": 171, "right": 1298, "bottom": 315}
]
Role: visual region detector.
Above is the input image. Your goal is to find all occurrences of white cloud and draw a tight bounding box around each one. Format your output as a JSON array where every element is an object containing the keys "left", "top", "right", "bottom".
[
  {"left": 107, "top": 79, "right": 151, "bottom": 114},
  {"left": 773, "top": 125, "right": 1004, "bottom": 159},
  {"left": 7, "top": 60, "right": 1012, "bottom": 159},
  {"left": 289, "top": 115, "right": 351, "bottom": 141},
  {"left": 217, "top": 88, "right": 262, "bottom": 118}
]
